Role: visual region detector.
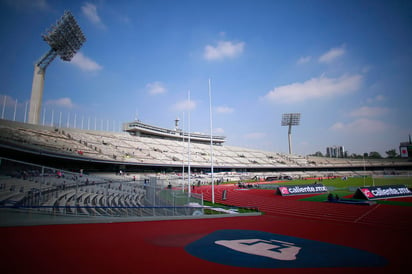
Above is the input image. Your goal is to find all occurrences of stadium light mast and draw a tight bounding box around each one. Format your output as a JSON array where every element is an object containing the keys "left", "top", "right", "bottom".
[
  {"left": 208, "top": 78, "right": 215, "bottom": 204},
  {"left": 28, "top": 11, "right": 86, "bottom": 124},
  {"left": 187, "top": 90, "right": 191, "bottom": 197},
  {"left": 281, "top": 113, "right": 301, "bottom": 154}
]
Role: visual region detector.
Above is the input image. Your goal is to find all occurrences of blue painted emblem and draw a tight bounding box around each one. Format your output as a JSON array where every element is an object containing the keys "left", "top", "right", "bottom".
[{"left": 185, "top": 230, "right": 386, "bottom": 268}]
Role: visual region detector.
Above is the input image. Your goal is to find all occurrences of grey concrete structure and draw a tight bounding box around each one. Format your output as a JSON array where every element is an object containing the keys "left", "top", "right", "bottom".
[{"left": 28, "top": 65, "right": 45, "bottom": 124}]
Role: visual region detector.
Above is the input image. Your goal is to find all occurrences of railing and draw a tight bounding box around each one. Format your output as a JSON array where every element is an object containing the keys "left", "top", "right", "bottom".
[{"left": 0, "top": 205, "right": 204, "bottom": 217}]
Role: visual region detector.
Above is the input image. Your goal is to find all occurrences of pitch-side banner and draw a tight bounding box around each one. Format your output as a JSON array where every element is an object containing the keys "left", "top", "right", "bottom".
[
  {"left": 355, "top": 185, "right": 412, "bottom": 200},
  {"left": 277, "top": 184, "right": 328, "bottom": 196}
]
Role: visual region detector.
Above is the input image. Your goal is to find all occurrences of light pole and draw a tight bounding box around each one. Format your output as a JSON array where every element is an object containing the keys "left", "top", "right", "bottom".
[
  {"left": 281, "top": 113, "right": 301, "bottom": 154},
  {"left": 28, "top": 11, "right": 86, "bottom": 124},
  {"left": 208, "top": 78, "right": 215, "bottom": 204},
  {"left": 363, "top": 154, "right": 366, "bottom": 187}
]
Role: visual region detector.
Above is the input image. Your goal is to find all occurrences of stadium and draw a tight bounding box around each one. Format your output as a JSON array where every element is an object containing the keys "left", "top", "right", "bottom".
[
  {"left": 1, "top": 8, "right": 412, "bottom": 274},
  {"left": 1, "top": 115, "right": 412, "bottom": 273}
]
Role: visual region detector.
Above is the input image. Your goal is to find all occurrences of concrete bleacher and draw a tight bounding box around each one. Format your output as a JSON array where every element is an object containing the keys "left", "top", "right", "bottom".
[
  {"left": 0, "top": 163, "right": 147, "bottom": 217},
  {"left": 0, "top": 119, "right": 309, "bottom": 168},
  {"left": 1, "top": 119, "right": 411, "bottom": 171}
]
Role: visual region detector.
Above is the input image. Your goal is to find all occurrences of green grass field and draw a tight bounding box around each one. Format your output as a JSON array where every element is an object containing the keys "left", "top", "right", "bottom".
[{"left": 267, "top": 176, "right": 412, "bottom": 189}]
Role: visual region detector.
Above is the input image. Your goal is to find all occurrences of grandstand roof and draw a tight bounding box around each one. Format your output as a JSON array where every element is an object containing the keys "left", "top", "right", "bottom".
[{"left": 123, "top": 120, "right": 225, "bottom": 145}]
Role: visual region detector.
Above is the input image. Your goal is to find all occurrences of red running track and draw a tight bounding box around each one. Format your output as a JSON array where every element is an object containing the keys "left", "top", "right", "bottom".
[
  {"left": 0, "top": 184, "right": 411, "bottom": 274},
  {"left": 194, "top": 184, "right": 412, "bottom": 229}
]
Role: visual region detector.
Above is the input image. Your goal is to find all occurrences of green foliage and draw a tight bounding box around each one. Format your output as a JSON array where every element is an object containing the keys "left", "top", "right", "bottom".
[
  {"left": 309, "top": 151, "right": 323, "bottom": 157},
  {"left": 368, "top": 151, "right": 382, "bottom": 159},
  {"left": 300, "top": 191, "right": 354, "bottom": 202},
  {"left": 385, "top": 149, "right": 398, "bottom": 158},
  {"left": 268, "top": 176, "right": 412, "bottom": 189}
]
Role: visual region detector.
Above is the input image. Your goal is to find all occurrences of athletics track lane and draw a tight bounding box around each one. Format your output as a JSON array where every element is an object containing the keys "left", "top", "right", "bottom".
[{"left": 193, "top": 184, "right": 412, "bottom": 228}]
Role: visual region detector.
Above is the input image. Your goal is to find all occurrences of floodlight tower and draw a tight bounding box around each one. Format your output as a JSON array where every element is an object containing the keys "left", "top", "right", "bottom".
[
  {"left": 28, "top": 11, "right": 86, "bottom": 124},
  {"left": 281, "top": 113, "right": 301, "bottom": 154}
]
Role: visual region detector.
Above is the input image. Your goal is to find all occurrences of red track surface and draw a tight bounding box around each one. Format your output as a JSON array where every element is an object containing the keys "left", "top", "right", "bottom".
[
  {"left": 194, "top": 184, "right": 412, "bottom": 229},
  {"left": 1, "top": 184, "right": 411, "bottom": 273}
]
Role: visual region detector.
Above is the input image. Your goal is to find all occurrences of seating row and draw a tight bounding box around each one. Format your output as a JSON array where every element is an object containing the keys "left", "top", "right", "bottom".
[{"left": 1, "top": 119, "right": 406, "bottom": 169}]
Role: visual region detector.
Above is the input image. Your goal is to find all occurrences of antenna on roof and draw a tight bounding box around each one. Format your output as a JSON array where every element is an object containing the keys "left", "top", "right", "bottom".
[
  {"left": 134, "top": 109, "right": 139, "bottom": 121},
  {"left": 175, "top": 117, "right": 180, "bottom": 131}
]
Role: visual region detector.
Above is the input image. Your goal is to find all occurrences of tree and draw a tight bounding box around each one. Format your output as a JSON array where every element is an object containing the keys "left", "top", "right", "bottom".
[
  {"left": 349, "top": 153, "right": 362, "bottom": 159},
  {"left": 308, "top": 151, "right": 324, "bottom": 157},
  {"left": 385, "top": 149, "right": 398, "bottom": 158},
  {"left": 368, "top": 151, "right": 382, "bottom": 159},
  {"left": 314, "top": 151, "right": 323, "bottom": 157}
]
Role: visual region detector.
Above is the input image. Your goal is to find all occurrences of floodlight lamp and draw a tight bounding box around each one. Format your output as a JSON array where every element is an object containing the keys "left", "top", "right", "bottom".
[
  {"left": 281, "top": 113, "right": 301, "bottom": 126},
  {"left": 280, "top": 113, "right": 301, "bottom": 154},
  {"left": 40, "top": 11, "right": 86, "bottom": 66}
]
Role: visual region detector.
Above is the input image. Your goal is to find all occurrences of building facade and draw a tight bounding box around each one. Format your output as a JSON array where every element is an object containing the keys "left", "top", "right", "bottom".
[{"left": 326, "top": 146, "right": 345, "bottom": 158}]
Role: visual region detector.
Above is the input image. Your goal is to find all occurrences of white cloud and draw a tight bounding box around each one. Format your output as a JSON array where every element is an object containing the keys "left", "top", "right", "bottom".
[
  {"left": 361, "top": 65, "right": 373, "bottom": 73},
  {"left": 297, "top": 56, "right": 311, "bottom": 65},
  {"left": 244, "top": 132, "right": 266, "bottom": 140},
  {"left": 330, "top": 118, "right": 389, "bottom": 133},
  {"left": 70, "top": 52, "right": 102, "bottom": 72},
  {"left": 214, "top": 127, "right": 225, "bottom": 134},
  {"left": 263, "top": 74, "right": 362, "bottom": 104},
  {"left": 146, "top": 82, "right": 166, "bottom": 95},
  {"left": 215, "top": 105, "right": 234, "bottom": 114},
  {"left": 330, "top": 122, "right": 345, "bottom": 131},
  {"left": 82, "top": 2, "right": 105, "bottom": 28},
  {"left": 318, "top": 45, "right": 346, "bottom": 63},
  {"left": 204, "top": 40, "right": 245, "bottom": 61},
  {"left": 367, "top": 94, "right": 385, "bottom": 104},
  {"left": 349, "top": 106, "right": 389, "bottom": 118},
  {"left": 172, "top": 99, "right": 196, "bottom": 111},
  {"left": 45, "top": 97, "right": 74, "bottom": 108}
]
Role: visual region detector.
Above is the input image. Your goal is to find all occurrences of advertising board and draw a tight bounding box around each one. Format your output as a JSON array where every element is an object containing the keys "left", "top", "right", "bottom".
[
  {"left": 277, "top": 184, "right": 328, "bottom": 196},
  {"left": 354, "top": 185, "right": 412, "bottom": 200}
]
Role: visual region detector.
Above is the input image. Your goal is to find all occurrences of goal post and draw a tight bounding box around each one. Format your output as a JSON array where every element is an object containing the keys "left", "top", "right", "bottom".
[{"left": 371, "top": 174, "right": 412, "bottom": 188}]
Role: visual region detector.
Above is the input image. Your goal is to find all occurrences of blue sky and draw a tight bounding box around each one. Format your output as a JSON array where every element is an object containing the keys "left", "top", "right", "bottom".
[{"left": 0, "top": 0, "right": 411, "bottom": 156}]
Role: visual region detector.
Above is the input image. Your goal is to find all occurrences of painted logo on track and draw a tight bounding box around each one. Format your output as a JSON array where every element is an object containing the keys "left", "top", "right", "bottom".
[
  {"left": 185, "top": 230, "right": 387, "bottom": 268},
  {"left": 215, "top": 238, "right": 301, "bottom": 261}
]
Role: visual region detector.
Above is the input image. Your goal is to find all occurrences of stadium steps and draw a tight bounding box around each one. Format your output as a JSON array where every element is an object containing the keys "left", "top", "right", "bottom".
[
  {"left": 55, "top": 190, "right": 75, "bottom": 214},
  {"left": 0, "top": 192, "right": 23, "bottom": 204},
  {"left": 76, "top": 192, "right": 90, "bottom": 215}
]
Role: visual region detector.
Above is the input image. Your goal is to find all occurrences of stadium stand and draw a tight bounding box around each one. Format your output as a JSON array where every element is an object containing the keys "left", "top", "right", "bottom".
[
  {"left": 1, "top": 118, "right": 412, "bottom": 174},
  {"left": 0, "top": 159, "right": 148, "bottom": 217}
]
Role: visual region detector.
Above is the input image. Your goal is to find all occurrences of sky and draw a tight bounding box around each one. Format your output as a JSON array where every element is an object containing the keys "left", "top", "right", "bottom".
[{"left": 0, "top": 0, "right": 411, "bottom": 157}]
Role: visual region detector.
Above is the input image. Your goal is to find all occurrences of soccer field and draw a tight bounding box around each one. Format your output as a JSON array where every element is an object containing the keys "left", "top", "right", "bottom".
[{"left": 267, "top": 176, "right": 412, "bottom": 189}]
